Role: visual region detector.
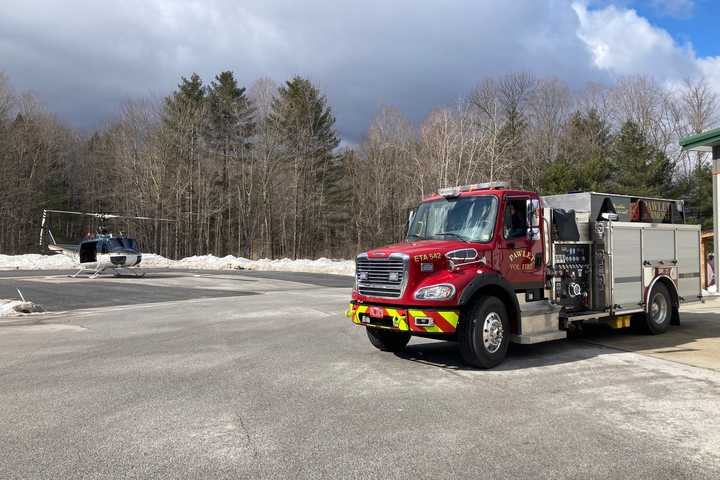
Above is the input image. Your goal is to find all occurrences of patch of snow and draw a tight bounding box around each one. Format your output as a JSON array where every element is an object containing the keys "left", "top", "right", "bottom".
[
  {"left": 0, "top": 300, "right": 20, "bottom": 317},
  {"left": 0, "top": 299, "right": 44, "bottom": 317},
  {"left": 703, "top": 284, "right": 719, "bottom": 297},
  {"left": 0, "top": 254, "right": 74, "bottom": 270},
  {"left": 142, "top": 254, "right": 355, "bottom": 276},
  {"left": 0, "top": 253, "right": 355, "bottom": 276}
]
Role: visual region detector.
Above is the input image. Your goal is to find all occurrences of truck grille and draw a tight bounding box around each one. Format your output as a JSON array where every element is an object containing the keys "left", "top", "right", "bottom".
[{"left": 356, "top": 255, "right": 407, "bottom": 298}]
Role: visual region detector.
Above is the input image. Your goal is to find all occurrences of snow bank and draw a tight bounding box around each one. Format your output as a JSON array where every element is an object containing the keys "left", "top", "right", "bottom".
[
  {"left": 0, "top": 300, "right": 20, "bottom": 317},
  {"left": 0, "top": 254, "right": 74, "bottom": 270},
  {"left": 0, "top": 299, "right": 45, "bottom": 317},
  {"left": 141, "top": 254, "right": 355, "bottom": 276},
  {"left": 0, "top": 253, "right": 355, "bottom": 276}
]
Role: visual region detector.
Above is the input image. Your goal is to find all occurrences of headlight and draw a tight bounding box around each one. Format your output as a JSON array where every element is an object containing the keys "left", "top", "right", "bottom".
[{"left": 414, "top": 284, "right": 456, "bottom": 300}]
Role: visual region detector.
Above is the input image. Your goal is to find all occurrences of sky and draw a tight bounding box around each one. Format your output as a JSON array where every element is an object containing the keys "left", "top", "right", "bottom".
[{"left": 1, "top": 0, "right": 719, "bottom": 142}]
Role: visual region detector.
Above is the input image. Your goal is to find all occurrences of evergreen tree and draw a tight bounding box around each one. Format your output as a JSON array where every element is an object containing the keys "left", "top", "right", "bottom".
[
  {"left": 205, "top": 71, "right": 255, "bottom": 254},
  {"left": 609, "top": 121, "right": 672, "bottom": 196},
  {"left": 161, "top": 73, "right": 207, "bottom": 257},
  {"left": 673, "top": 161, "right": 713, "bottom": 229},
  {"left": 541, "top": 109, "right": 613, "bottom": 194},
  {"left": 205, "top": 71, "right": 254, "bottom": 154},
  {"left": 269, "top": 76, "right": 339, "bottom": 258}
]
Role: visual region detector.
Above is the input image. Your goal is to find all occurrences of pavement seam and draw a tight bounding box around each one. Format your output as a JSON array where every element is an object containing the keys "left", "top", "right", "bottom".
[{"left": 577, "top": 338, "right": 720, "bottom": 373}]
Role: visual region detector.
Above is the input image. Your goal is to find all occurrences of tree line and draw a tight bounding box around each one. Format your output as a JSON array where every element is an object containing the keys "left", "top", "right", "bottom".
[{"left": 0, "top": 71, "right": 716, "bottom": 258}]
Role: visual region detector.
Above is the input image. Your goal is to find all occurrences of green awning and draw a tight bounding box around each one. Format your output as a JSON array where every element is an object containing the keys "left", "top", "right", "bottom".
[{"left": 680, "top": 127, "right": 720, "bottom": 151}]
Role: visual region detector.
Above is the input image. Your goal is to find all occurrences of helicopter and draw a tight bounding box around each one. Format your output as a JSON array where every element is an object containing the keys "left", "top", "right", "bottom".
[{"left": 39, "top": 209, "right": 172, "bottom": 278}]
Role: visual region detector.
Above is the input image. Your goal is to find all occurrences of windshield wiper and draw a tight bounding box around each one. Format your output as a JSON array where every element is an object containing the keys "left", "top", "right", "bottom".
[{"left": 436, "top": 231, "right": 470, "bottom": 243}]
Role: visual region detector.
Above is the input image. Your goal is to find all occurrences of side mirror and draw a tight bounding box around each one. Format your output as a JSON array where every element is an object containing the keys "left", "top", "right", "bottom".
[
  {"left": 526, "top": 198, "right": 541, "bottom": 228},
  {"left": 527, "top": 227, "right": 541, "bottom": 241},
  {"left": 526, "top": 198, "right": 541, "bottom": 241},
  {"left": 405, "top": 209, "right": 416, "bottom": 237}
]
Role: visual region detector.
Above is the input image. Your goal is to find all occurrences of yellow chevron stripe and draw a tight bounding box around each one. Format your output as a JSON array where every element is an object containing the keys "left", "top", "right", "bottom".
[
  {"left": 439, "top": 311, "right": 459, "bottom": 327},
  {"left": 353, "top": 305, "right": 368, "bottom": 325},
  {"left": 383, "top": 308, "right": 408, "bottom": 331}
]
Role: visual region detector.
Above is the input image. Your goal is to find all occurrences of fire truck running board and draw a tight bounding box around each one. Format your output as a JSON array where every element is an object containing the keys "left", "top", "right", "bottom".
[
  {"left": 512, "top": 300, "right": 566, "bottom": 344},
  {"left": 511, "top": 331, "right": 567, "bottom": 344}
]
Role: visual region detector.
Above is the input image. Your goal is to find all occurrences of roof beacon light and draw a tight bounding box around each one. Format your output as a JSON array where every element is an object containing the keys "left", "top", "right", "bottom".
[
  {"left": 438, "top": 187, "right": 462, "bottom": 197},
  {"left": 438, "top": 181, "right": 509, "bottom": 197}
]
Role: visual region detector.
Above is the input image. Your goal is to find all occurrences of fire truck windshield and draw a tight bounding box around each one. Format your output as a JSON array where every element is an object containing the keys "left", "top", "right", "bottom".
[{"left": 407, "top": 195, "right": 498, "bottom": 243}]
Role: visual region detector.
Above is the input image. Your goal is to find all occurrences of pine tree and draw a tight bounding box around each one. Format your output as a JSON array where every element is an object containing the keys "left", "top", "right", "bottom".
[
  {"left": 205, "top": 71, "right": 255, "bottom": 254},
  {"left": 162, "top": 73, "right": 207, "bottom": 257},
  {"left": 268, "top": 76, "right": 339, "bottom": 258},
  {"left": 673, "top": 161, "right": 713, "bottom": 229},
  {"left": 541, "top": 109, "right": 613, "bottom": 194},
  {"left": 609, "top": 121, "right": 672, "bottom": 197},
  {"left": 205, "top": 71, "right": 254, "bottom": 153}
]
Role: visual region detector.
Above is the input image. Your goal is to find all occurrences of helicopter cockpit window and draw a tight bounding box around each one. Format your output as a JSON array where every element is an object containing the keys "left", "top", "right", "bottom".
[{"left": 107, "top": 237, "right": 139, "bottom": 251}]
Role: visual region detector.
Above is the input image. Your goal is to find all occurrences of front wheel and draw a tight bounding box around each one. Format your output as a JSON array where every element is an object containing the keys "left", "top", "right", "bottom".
[
  {"left": 366, "top": 328, "right": 411, "bottom": 352},
  {"left": 458, "top": 296, "right": 510, "bottom": 368}
]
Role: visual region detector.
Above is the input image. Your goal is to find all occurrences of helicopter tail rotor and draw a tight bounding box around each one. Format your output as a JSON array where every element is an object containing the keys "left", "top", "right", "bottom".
[{"left": 39, "top": 209, "right": 58, "bottom": 247}]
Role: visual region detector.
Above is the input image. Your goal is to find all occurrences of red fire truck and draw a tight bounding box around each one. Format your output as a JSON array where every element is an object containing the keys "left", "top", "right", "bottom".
[{"left": 346, "top": 182, "right": 702, "bottom": 368}]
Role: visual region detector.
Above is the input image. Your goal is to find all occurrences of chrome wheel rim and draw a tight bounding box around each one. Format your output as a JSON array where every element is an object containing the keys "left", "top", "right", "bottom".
[
  {"left": 482, "top": 312, "right": 504, "bottom": 354},
  {"left": 650, "top": 292, "right": 668, "bottom": 325}
]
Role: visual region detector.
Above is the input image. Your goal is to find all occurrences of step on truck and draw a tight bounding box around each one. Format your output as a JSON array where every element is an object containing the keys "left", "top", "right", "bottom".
[{"left": 346, "top": 182, "right": 702, "bottom": 368}]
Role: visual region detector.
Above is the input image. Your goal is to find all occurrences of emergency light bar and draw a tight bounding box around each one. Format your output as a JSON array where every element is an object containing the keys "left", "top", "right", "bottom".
[{"left": 437, "top": 181, "right": 510, "bottom": 197}]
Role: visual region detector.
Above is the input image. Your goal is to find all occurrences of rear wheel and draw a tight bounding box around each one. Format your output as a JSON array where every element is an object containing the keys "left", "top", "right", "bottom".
[
  {"left": 366, "top": 328, "right": 411, "bottom": 352},
  {"left": 458, "top": 295, "right": 510, "bottom": 368},
  {"left": 644, "top": 283, "right": 672, "bottom": 334}
]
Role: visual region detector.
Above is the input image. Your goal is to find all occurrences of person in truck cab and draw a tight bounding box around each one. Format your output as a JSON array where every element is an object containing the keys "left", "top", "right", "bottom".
[{"left": 505, "top": 202, "right": 527, "bottom": 239}]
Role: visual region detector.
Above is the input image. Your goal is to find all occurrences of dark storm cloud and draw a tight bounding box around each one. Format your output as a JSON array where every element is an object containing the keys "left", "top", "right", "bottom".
[{"left": 0, "top": 0, "right": 604, "bottom": 140}]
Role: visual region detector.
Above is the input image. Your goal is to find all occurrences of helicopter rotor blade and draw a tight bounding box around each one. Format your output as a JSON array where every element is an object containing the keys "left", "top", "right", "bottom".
[
  {"left": 42, "top": 209, "right": 174, "bottom": 222},
  {"left": 110, "top": 215, "right": 175, "bottom": 222},
  {"left": 42, "top": 209, "right": 102, "bottom": 217}
]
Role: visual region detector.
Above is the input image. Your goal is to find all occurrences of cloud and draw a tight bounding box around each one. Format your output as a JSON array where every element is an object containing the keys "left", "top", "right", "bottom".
[
  {"left": 573, "top": 2, "right": 697, "bottom": 78},
  {"left": 573, "top": 1, "right": 720, "bottom": 93},
  {"left": 0, "top": 0, "right": 715, "bottom": 140}
]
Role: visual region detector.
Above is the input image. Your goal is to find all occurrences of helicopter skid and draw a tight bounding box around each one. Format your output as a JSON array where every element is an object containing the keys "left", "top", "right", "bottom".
[
  {"left": 112, "top": 267, "right": 146, "bottom": 278},
  {"left": 69, "top": 266, "right": 145, "bottom": 279},
  {"left": 70, "top": 266, "right": 106, "bottom": 279}
]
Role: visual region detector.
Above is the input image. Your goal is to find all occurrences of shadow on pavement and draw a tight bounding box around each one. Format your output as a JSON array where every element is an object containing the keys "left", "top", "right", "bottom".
[{"left": 394, "top": 309, "right": 720, "bottom": 371}]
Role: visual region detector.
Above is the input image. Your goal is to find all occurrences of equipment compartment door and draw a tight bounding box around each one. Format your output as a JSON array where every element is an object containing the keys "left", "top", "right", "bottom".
[
  {"left": 676, "top": 227, "right": 701, "bottom": 301},
  {"left": 610, "top": 225, "right": 642, "bottom": 309}
]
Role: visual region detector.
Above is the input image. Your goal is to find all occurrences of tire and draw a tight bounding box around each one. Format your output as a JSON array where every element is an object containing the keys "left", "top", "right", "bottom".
[
  {"left": 458, "top": 295, "right": 510, "bottom": 368},
  {"left": 366, "top": 328, "right": 411, "bottom": 352},
  {"left": 644, "top": 283, "right": 672, "bottom": 334}
]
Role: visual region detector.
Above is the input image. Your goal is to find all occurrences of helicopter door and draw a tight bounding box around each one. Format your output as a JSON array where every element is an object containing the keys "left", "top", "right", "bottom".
[{"left": 79, "top": 241, "right": 97, "bottom": 263}]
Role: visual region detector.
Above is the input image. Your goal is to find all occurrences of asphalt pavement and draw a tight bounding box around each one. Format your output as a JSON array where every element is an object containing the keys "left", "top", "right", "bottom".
[{"left": 0, "top": 269, "right": 719, "bottom": 479}]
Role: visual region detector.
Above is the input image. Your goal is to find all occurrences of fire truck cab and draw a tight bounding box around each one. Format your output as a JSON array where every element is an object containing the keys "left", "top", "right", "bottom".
[{"left": 346, "top": 182, "right": 702, "bottom": 368}]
